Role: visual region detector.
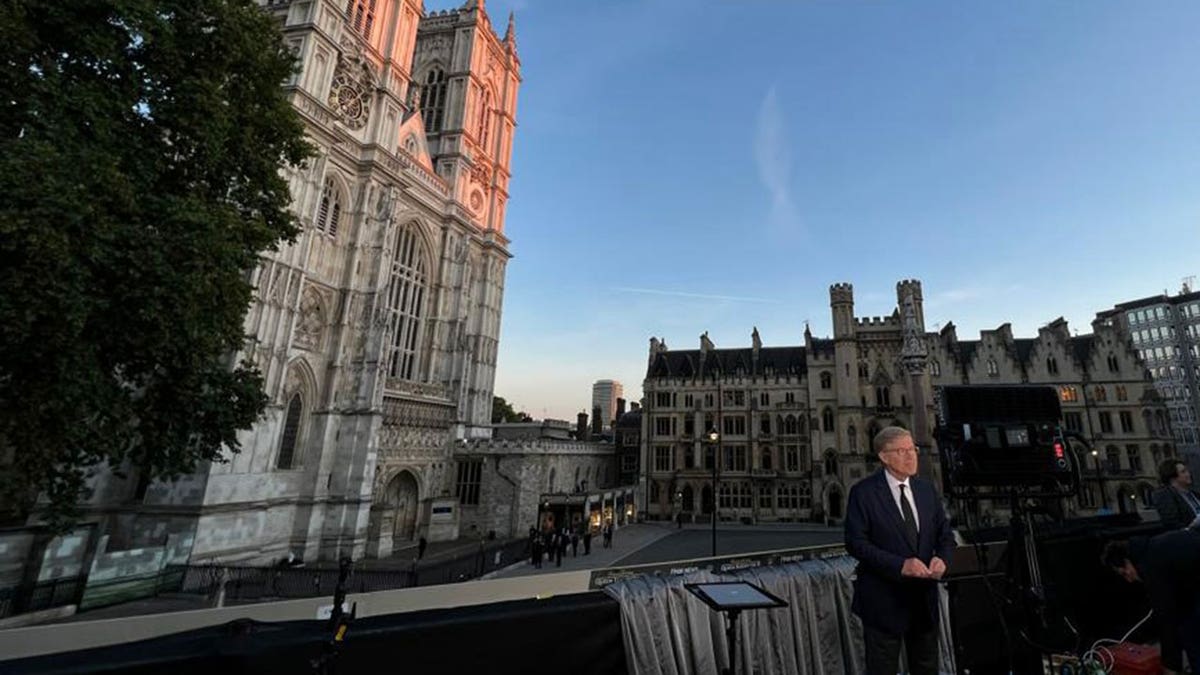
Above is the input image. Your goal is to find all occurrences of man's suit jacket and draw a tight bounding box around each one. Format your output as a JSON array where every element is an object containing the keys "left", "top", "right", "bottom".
[
  {"left": 844, "top": 469, "right": 955, "bottom": 636},
  {"left": 1151, "top": 486, "right": 1200, "bottom": 530}
]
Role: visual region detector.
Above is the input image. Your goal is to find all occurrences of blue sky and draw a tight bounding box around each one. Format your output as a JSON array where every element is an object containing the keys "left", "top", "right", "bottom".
[{"left": 428, "top": 0, "right": 1200, "bottom": 421}]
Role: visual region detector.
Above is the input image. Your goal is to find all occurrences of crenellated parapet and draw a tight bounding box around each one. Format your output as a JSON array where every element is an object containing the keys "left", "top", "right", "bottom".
[
  {"left": 855, "top": 315, "right": 901, "bottom": 329},
  {"left": 896, "top": 279, "right": 923, "bottom": 301},
  {"left": 829, "top": 282, "right": 854, "bottom": 306}
]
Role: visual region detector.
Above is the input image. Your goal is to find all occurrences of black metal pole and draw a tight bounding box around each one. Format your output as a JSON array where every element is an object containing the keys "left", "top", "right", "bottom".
[
  {"left": 712, "top": 442, "right": 717, "bottom": 557},
  {"left": 1096, "top": 453, "right": 1109, "bottom": 510},
  {"left": 725, "top": 609, "right": 740, "bottom": 675}
]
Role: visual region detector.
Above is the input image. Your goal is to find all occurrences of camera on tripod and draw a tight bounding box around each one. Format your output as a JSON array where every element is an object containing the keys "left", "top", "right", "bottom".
[{"left": 934, "top": 385, "right": 1080, "bottom": 499}]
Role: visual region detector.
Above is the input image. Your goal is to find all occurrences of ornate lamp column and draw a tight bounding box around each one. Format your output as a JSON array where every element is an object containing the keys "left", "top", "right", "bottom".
[{"left": 898, "top": 281, "right": 933, "bottom": 481}]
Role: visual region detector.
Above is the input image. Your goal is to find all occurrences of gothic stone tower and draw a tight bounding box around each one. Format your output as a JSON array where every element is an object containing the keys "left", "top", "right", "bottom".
[{"left": 122, "top": 0, "right": 524, "bottom": 565}]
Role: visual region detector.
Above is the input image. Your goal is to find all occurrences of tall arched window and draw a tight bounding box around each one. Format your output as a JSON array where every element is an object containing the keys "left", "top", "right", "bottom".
[
  {"left": 345, "top": 0, "right": 377, "bottom": 38},
  {"left": 822, "top": 408, "right": 834, "bottom": 433},
  {"left": 420, "top": 68, "right": 447, "bottom": 132},
  {"left": 986, "top": 358, "right": 999, "bottom": 377},
  {"left": 387, "top": 225, "right": 428, "bottom": 380},
  {"left": 820, "top": 372, "right": 832, "bottom": 389},
  {"left": 824, "top": 450, "right": 838, "bottom": 476},
  {"left": 277, "top": 393, "right": 303, "bottom": 470},
  {"left": 316, "top": 177, "right": 343, "bottom": 237},
  {"left": 930, "top": 359, "right": 941, "bottom": 377},
  {"left": 477, "top": 88, "right": 492, "bottom": 148}
]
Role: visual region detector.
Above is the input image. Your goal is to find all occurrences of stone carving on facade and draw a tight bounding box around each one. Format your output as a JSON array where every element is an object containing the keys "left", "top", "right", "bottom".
[
  {"left": 899, "top": 290, "right": 928, "bottom": 373},
  {"left": 327, "top": 36, "right": 376, "bottom": 130},
  {"left": 469, "top": 161, "right": 491, "bottom": 186},
  {"left": 294, "top": 287, "right": 326, "bottom": 352}
]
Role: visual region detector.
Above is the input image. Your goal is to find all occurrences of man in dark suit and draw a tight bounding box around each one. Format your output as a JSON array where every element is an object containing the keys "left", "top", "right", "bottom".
[
  {"left": 1151, "top": 458, "right": 1200, "bottom": 531},
  {"left": 845, "top": 426, "right": 955, "bottom": 675},
  {"left": 1103, "top": 529, "right": 1200, "bottom": 674}
]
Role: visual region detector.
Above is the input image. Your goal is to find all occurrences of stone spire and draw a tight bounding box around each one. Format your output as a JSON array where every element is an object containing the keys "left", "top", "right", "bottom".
[{"left": 504, "top": 11, "right": 516, "bottom": 46}]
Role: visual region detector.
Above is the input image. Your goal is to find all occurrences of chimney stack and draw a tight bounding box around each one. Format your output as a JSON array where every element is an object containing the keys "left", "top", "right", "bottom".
[
  {"left": 592, "top": 406, "right": 603, "bottom": 435},
  {"left": 577, "top": 412, "right": 590, "bottom": 441}
]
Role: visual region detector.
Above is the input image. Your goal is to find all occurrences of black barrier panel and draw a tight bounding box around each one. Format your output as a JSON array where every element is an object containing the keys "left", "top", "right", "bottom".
[{"left": 2, "top": 591, "right": 627, "bottom": 675}]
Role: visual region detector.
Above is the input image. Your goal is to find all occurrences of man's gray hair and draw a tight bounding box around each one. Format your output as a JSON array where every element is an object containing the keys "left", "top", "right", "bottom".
[{"left": 873, "top": 426, "right": 913, "bottom": 455}]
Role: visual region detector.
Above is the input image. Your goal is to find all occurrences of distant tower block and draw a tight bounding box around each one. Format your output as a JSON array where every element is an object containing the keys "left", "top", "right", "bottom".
[{"left": 592, "top": 379, "right": 623, "bottom": 432}]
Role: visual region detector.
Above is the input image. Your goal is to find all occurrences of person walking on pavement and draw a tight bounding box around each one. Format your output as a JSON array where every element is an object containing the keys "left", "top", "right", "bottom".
[
  {"left": 554, "top": 531, "right": 564, "bottom": 567},
  {"left": 583, "top": 527, "right": 593, "bottom": 555},
  {"left": 529, "top": 528, "right": 542, "bottom": 569},
  {"left": 417, "top": 535, "right": 428, "bottom": 560},
  {"left": 571, "top": 528, "right": 580, "bottom": 557}
]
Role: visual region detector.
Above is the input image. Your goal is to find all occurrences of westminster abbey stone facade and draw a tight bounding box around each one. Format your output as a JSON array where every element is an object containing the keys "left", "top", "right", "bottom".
[{"left": 84, "top": 0, "right": 521, "bottom": 565}]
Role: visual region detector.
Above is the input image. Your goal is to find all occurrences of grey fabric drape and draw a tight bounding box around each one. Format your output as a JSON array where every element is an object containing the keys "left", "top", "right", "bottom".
[{"left": 604, "top": 555, "right": 955, "bottom": 675}]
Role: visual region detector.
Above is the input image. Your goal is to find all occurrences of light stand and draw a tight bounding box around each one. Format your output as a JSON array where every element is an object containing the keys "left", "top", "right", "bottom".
[
  {"left": 685, "top": 581, "right": 788, "bottom": 675},
  {"left": 705, "top": 428, "right": 720, "bottom": 556}
]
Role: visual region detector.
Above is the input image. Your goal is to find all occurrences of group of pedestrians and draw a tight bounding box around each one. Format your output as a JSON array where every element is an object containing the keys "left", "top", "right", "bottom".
[{"left": 528, "top": 521, "right": 615, "bottom": 569}]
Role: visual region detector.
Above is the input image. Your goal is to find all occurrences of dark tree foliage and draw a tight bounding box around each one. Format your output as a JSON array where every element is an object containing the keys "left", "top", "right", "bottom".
[
  {"left": 492, "top": 396, "right": 532, "bottom": 424},
  {"left": 0, "top": 1, "right": 313, "bottom": 529}
]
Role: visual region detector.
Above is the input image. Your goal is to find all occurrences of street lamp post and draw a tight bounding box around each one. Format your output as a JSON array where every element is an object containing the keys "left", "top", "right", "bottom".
[
  {"left": 706, "top": 428, "right": 720, "bottom": 557},
  {"left": 1092, "top": 449, "right": 1109, "bottom": 511}
]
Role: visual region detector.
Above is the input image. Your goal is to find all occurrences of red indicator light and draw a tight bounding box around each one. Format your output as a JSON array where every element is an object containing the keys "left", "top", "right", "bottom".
[{"left": 1054, "top": 442, "right": 1064, "bottom": 459}]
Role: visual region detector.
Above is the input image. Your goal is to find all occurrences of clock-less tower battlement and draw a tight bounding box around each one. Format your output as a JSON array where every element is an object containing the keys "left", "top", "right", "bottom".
[{"left": 412, "top": 0, "right": 520, "bottom": 235}]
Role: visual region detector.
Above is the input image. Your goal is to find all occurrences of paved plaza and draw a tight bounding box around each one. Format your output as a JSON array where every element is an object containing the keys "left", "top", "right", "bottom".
[{"left": 488, "top": 522, "right": 844, "bottom": 579}]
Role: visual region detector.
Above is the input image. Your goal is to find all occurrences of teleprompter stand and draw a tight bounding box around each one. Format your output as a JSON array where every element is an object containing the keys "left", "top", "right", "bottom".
[{"left": 685, "top": 581, "right": 788, "bottom": 675}]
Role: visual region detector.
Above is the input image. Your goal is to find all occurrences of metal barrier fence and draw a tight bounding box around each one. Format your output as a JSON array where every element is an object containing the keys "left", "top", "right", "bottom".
[
  {"left": 0, "top": 575, "right": 86, "bottom": 620},
  {"left": 0, "top": 537, "right": 531, "bottom": 619},
  {"left": 173, "top": 537, "right": 531, "bottom": 604}
]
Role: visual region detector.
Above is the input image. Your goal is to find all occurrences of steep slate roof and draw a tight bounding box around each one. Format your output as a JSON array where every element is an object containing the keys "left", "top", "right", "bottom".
[
  {"left": 615, "top": 409, "right": 642, "bottom": 430},
  {"left": 809, "top": 338, "right": 835, "bottom": 357},
  {"left": 1013, "top": 338, "right": 1037, "bottom": 365},
  {"left": 1071, "top": 335, "right": 1096, "bottom": 366},
  {"left": 954, "top": 340, "right": 980, "bottom": 367},
  {"left": 646, "top": 346, "right": 807, "bottom": 379}
]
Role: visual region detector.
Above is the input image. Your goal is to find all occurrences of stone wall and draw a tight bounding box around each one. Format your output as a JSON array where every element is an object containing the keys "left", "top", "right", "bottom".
[{"left": 455, "top": 439, "right": 617, "bottom": 539}]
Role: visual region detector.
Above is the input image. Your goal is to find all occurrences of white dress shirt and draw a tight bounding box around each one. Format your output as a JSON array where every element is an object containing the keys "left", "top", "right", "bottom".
[{"left": 885, "top": 470, "right": 919, "bottom": 532}]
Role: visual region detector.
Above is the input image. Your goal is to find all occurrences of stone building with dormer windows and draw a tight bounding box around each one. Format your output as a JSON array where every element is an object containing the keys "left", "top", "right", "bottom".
[
  {"left": 83, "top": 0, "right": 522, "bottom": 565},
  {"left": 641, "top": 280, "right": 1172, "bottom": 525}
]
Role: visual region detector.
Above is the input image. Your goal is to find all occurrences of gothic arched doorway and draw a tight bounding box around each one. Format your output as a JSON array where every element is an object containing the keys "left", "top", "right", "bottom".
[
  {"left": 389, "top": 471, "right": 420, "bottom": 542},
  {"left": 701, "top": 485, "right": 713, "bottom": 515},
  {"left": 368, "top": 470, "right": 420, "bottom": 558},
  {"left": 827, "top": 486, "right": 843, "bottom": 520}
]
